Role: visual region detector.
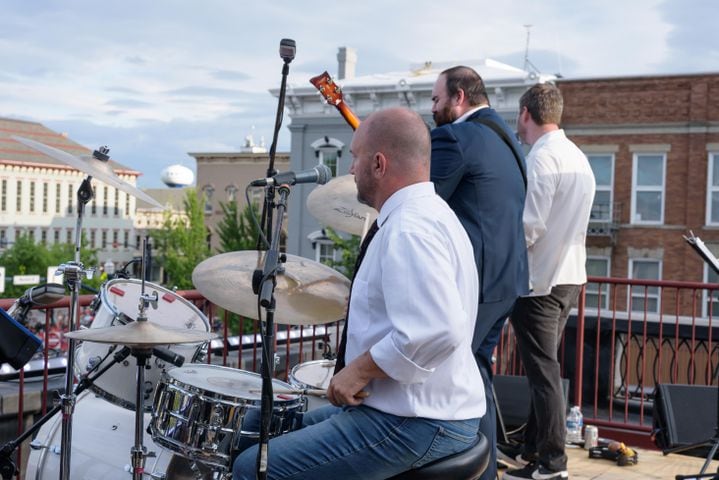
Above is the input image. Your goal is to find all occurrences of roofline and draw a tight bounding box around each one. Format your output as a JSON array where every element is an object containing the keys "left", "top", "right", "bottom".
[{"left": 557, "top": 70, "right": 719, "bottom": 83}]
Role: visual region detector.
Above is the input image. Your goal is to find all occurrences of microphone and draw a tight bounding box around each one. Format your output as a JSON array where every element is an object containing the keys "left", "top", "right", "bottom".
[
  {"left": 8, "top": 283, "right": 65, "bottom": 322},
  {"left": 250, "top": 164, "right": 332, "bottom": 187},
  {"left": 152, "top": 347, "right": 185, "bottom": 367},
  {"left": 279, "top": 38, "right": 296, "bottom": 63}
]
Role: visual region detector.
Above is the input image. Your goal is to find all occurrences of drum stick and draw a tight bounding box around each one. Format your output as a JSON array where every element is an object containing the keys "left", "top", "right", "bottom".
[{"left": 250, "top": 387, "right": 370, "bottom": 398}]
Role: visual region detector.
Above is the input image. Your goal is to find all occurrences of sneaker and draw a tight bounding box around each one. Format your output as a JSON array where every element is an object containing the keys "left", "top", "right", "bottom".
[
  {"left": 497, "top": 443, "right": 535, "bottom": 469},
  {"left": 503, "top": 463, "right": 569, "bottom": 480}
]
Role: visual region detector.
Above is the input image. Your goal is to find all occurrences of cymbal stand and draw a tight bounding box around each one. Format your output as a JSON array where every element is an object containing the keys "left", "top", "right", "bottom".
[
  {"left": 0, "top": 346, "right": 130, "bottom": 479},
  {"left": 253, "top": 184, "right": 291, "bottom": 480},
  {"left": 57, "top": 175, "right": 96, "bottom": 480},
  {"left": 129, "top": 239, "right": 158, "bottom": 480}
]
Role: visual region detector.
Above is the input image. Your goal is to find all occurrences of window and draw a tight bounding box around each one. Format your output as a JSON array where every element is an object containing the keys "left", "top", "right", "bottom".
[
  {"left": 90, "top": 230, "right": 96, "bottom": 248},
  {"left": 225, "top": 184, "right": 239, "bottom": 202},
  {"left": 66, "top": 229, "right": 73, "bottom": 244},
  {"left": 703, "top": 264, "right": 719, "bottom": 318},
  {"left": 55, "top": 183, "right": 61, "bottom": 214},
  {"left": 113, "top": 230, "right": 119, "bottom": 248},
  {"left": 42, "top": 182, "right": 48, "bottom": 213},
  {"left": 628, "top": 259, "right": 662, "bottom": 313},
  {"left": 67, "top": 184, "right": 73, "bottom": 214},
  {"left": 54, "top": 229, "right": 60, "bottom": 244},
  {"left": 312, "top": 137, "right": 345, "bottom": 178},
  {"left": 587, "top": 154, "right": 614, "bottom": 223},
  {"left": 0, "top": 229, "right": 6, "bottom": 248},
  {"left": 631, "top": 153, "right": 665, "bottom": 224},
  {"left": 585, "top": 257, "right": 610, "bottom": 310},
  {"left": 124, "top": 230, "right": 129, "bottom": 248},
  {"left": 125, "top": 192, "right": 130, "bottom": 217},
  {"left": 114, "top": 188, "right": 120, "bottom": 215},
  {"left": 1, "top": 180, "right": 6, "bottom": 212},
  {"left": 309, "top": 230, "right": 337, "bottom": 265},
  {"left": 103, "top": 186, "right": 108, "bottom": 215},
  {"left": 91, "top": 187, "right": 97, "bottom": 215},
  {"left": 16, "top": 180, "right": 22, "bottom": 213},
  {"left": 27, "top": 229, "right": 35, "bottom": 242},
  {"left": 29, "top": 182, "right": 35, "bottom": 213},
  {"left": 40, "top": 229, "right": 47, "bottom": 244},
  {"left": 706, "top": 152, "right": 719, "bottom": 225},
  {"left": 202, "top": 185, "right": 215, "bottom": 215},
  {"left": 101, "top": 231, "right": 107, "bottom": 249}
]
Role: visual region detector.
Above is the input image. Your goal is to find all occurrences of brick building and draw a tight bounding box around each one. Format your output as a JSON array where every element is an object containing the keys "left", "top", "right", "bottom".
[{"left": 558, "top": 73, "right": 719, "bottom": 316}]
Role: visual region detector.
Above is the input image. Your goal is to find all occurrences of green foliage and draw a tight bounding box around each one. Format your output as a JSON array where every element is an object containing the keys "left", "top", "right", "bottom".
[
  {"left": 215, "top": 200, "right": 261, "bottom": 253},
  {"left": 150, "top": 188, "right": 210, "bottom": 290},
  {"left": 0, "top": 233, "right": 100, "bottom": 298},
  {"left": 323, "top": 227, "right": 361, "bottom": 278}
]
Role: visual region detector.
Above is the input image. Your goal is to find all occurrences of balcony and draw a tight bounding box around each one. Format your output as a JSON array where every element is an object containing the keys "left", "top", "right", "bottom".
[{"left": 587, "top": 201, "right": 620, "bottom": 241}]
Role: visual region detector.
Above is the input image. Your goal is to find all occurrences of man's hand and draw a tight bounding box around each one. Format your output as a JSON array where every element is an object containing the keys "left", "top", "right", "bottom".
[{"left": 327, "top": 351, "right": 386, "bottom": 406}]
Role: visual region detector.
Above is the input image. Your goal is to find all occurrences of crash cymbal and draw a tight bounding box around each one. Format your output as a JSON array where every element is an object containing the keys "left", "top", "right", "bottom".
[
  {"left": 12, "top": 136, "right": 165, "bottom": 209},
  {"left": 307, "top": 174, "right": 378, "bottom": 236},
  {"left": 192, "top": 251, "right": 350, "bottom": 325},
  {"left": 65, "top": 320, "right": 217, "bottom": 346}
]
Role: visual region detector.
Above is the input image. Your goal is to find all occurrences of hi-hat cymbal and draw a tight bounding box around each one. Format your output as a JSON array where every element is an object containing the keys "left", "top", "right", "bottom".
[
  {"left": 192, "top": 251, "right": 350, "bottom": 325},
  {"left": 307, "top": 174, "right": 378, "bottom": 236},
  {"left": 65, "top": 320, "right": 218, "bottom": 346},
  {"left": 12, "top": 136, "right": 165, "bottom": 209}
]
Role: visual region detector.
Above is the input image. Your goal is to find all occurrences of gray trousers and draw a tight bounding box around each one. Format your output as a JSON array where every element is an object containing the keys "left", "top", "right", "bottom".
[{"left": 509, "top": 284, "right": 580, "bottom": 472}]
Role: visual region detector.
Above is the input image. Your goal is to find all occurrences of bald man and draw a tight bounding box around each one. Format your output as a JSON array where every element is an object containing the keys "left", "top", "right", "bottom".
[{"left": 233, "top": 107, "right": 485, "bottom": 480}]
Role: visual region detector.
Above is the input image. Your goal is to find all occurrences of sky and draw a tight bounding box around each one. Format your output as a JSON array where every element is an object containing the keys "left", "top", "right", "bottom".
[{"left": 0, "top": 0, "right": 716, "bottom": 188}]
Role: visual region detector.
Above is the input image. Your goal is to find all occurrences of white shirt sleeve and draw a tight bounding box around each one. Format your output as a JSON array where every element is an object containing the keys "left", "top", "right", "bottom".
[{"left": 369, "top": 229, "right": 467, "bottom": 384}]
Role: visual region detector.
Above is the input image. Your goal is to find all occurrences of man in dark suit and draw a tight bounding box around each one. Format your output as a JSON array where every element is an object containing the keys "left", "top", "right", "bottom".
[{"left": 430, "top": 65, "right": 530, "bottom": 480}]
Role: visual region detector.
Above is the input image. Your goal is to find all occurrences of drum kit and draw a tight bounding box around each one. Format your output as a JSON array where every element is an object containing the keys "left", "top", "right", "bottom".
[{"left": 6, "top": 136, "right": 371, "bottom": 479}]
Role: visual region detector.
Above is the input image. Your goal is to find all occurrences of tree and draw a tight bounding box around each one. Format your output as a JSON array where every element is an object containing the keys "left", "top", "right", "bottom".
[
  {"left": 151, "top": 188, "right": 210, "bottom": 290},
  {"left": 323, "top": 227, "right": 360, "bottom": 278},
  {"left": 215, "top": 200, "right": 261, "bottom": 253}
]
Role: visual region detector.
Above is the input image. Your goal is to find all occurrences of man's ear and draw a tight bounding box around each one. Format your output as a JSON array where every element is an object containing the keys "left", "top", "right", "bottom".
[
  {"left": 454, "top": 88, "right": 466, "bottom": 106},
  {"left": 374, "top": 152, "right": 387, "bottom": 177}
]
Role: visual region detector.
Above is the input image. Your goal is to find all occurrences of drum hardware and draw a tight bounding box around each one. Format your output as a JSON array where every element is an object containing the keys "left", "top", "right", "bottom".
[{"left": 0, "top": 345, "right": 132, "bottom": 479}]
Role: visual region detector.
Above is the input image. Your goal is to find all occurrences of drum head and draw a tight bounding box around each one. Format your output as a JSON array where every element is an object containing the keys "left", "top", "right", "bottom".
[
  {"left": 290, "top": 359, "right": 335, "bottom": 390},
  {"left": 166, "top": 364, "right": 297, "bottom": 403}
]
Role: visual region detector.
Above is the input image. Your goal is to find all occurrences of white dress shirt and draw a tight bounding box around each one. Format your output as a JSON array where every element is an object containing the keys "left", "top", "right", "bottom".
[
  {"left": 523, "top": 129, "right": 596, "bottom": 296},
  {"left": 345, "top": 182, "right": 485, "bottom": 420}
]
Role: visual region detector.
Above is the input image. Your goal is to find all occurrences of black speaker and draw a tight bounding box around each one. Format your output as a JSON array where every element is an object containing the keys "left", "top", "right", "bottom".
[
  {"left": 0, "top": 308, "right": 42, "bottom": 370},
  {"left": 653, "top": 384, "right": 717, "bottom": 452},
  {"left": 494, "top": 375, "right": 570, "bottom": 430}
]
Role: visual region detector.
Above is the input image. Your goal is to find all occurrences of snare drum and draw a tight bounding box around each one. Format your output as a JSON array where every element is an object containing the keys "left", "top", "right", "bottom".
[
  {"left": 289, "top": 359, "right": 336, "bottom": 410},
  {"left": 150, "top": 364, "right": 303, "bottom": 469},
  {"left": 75, "top": 279, "right": 210, "bottom": 411}
]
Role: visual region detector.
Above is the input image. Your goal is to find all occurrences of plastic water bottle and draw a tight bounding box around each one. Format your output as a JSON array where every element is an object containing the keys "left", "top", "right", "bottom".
[{"left": 566, "top": 405, "right": 583, "bottom": 444}]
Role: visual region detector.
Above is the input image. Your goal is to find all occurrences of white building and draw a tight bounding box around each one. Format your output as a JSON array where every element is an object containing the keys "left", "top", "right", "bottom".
[{"left": 0, "top": 117, "right": 145, "bottom": 271}]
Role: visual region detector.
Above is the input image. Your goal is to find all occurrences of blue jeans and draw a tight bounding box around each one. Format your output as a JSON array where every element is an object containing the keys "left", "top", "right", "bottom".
[{"left": 232, "top": 404, "right": 480, "bottom": 480}]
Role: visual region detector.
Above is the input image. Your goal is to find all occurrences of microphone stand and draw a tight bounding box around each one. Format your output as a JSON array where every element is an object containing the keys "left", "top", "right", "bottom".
[
  {"left": 253, "top": 184, "right": 291, "bottom": 480},
  {"left": 56, "top": 176, "right": 96, "bottom": 480}
]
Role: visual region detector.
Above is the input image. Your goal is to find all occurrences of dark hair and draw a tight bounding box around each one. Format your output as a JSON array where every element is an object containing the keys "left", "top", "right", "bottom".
[
  {"left": 440, "top": 66, "right": 489, "bottom": 106},
  {"left": 519, "top": 83, "right": 563, "bottom": 125}
]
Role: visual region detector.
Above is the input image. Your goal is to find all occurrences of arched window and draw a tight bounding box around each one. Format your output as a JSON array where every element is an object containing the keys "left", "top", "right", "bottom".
[
  {"left": 308, "top": 230, "right": 336, "bottom": 265},
  {"left": 202, "top": 184, "right": 215, "bottom": 215},
  {"left": 311, "top": 137, "right": 345, "bottom": 177},
  {"left": 225, "top": 184, "right": 239, "bottom": 202}
]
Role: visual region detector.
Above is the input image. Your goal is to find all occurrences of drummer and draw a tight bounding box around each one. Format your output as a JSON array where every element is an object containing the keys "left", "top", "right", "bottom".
[{"left": 232, "top": 107, "right": 485, "bottom": 479}]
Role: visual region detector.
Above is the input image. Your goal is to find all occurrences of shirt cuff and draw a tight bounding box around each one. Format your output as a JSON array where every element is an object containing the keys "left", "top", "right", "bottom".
[{"left": 370, "top": 334, "right": 434, "bottom": 384}]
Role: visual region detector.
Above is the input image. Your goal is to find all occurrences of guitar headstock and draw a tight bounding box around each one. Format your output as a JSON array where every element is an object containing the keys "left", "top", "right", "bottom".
[{"left": 310, "top": 71, "right": 344, "bottom": 106}]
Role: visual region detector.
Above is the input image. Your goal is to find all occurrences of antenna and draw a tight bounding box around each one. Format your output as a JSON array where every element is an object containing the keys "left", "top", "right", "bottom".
[{"left": 523, "top": 24, "right": 540, "bottom": 77}]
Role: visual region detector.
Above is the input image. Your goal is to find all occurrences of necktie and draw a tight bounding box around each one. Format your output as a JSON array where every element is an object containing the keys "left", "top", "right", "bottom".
[{"left": 334, "top": 219, "right": 380, "bottom": 374}]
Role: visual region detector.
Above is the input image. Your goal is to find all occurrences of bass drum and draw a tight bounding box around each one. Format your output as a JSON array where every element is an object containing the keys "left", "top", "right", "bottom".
[
  {"left": 25, "top": 391, "right": 216, "bottom": 480},
  {"left": 75, "top": 278, "right": 210, "bottom": 411}
]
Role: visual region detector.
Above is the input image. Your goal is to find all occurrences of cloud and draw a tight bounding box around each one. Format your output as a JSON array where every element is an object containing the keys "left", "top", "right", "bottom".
[
  {"left": 210, "top": 69, "right": 251, "bottom": 81},
  {"left": 105, "top": 98, "right": 155, "bottom": 108},
  {"left": 163, "top": 86, "right": 252, "bottom": 98}
]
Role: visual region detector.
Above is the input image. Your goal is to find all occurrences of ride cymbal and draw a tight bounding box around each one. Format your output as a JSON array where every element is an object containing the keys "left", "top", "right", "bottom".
[
  {"left": 192, "top": 251, "right": 350, "bottom": 325},
  {"left": 307, "top": 174, "right": 378, "bottom": 236}
]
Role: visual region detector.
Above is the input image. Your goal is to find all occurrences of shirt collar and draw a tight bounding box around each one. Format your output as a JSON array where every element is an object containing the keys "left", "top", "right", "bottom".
[
  {"left": 453, "top": 105, "right": 489, "bottom": 124},
  {"left": 378, "top": 182, "right": 435, "bottom": 227}
]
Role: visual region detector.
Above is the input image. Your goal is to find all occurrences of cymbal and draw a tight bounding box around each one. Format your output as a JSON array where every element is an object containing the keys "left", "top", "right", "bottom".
[
  {"left": 307, "top": 174, "right": 378, "bottom": 236},
  {"left": 65, "top": 320, "right": 218, "bottom": 346},
  {"left": 12, "top": 136, "right": 165, "bottom": 209},
  {"left": 192, "top": 251, "right": 350, "bottom": 325}
]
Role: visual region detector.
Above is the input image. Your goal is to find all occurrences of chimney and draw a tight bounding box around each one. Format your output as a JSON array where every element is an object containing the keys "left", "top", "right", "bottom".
[{"left": 337, "top": 47, "right": 357, "bottom": 80}]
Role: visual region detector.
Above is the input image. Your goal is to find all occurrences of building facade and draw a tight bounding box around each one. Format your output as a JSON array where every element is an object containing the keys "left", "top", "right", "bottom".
[
  {"left": 277, "top": 52, "right": 554, "bottom": 260},
  {"left": 0, "top": 118, "right": 146, "bottom": 274},
  {"left": 558, "top": 73, "right": 719, "bottom": 316}
]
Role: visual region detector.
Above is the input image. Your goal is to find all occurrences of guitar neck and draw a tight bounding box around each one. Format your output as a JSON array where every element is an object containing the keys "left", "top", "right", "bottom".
[{"left": 336, "top": 103, "right": 361, "bottom": 131}]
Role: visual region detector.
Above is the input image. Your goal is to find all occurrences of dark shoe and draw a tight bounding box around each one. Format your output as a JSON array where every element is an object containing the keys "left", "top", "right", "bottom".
[
  {"left": 497, "top": 443, "right": 536, "bottom": 469},
  {"left": 503, "top": 462, "right": 568, "bottom": 480}
]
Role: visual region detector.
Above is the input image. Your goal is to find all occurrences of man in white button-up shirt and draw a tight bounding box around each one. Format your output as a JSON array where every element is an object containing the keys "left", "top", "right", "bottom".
[
  {"left": 504, "top": 84, "right": 596, "bottom": 480},
  {"left": 233, "top": 107, "right": 486, "bottom": 480}
]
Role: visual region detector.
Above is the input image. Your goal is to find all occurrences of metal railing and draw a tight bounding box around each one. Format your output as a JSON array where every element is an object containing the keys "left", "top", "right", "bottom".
[{"left": 2, "top": 276, "right": 719, "bottom": 475}]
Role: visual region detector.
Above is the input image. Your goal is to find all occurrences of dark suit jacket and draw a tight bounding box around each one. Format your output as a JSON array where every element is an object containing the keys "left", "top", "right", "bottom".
[{"left": 431, "top": 107, "right": 529, "bottom": 309}]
